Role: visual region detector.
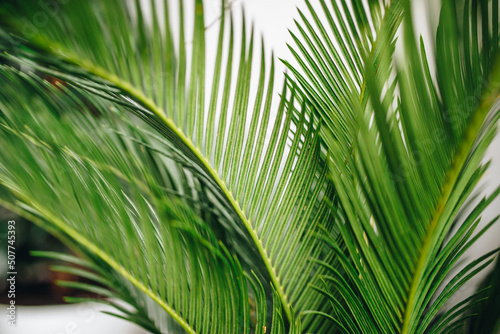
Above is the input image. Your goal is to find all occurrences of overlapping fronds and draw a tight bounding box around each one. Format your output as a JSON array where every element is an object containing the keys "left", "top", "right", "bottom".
[
  {"left": 289, "top": 0, "right": 500, "bottom": 333},
  {"left": 1, "top": 0, "right": 499, "bottom": 332},
  {"left": 0, "top": 0, "right": 336, "bottom": 330}
]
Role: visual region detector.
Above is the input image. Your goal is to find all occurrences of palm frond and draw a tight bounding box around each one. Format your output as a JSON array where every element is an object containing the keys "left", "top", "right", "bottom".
[
  {"left": 288, "top": 0, "right": 500, "bottom": 332},
  {"left": 0, "top": 67, "right": 291, "bottom": 333},
  {"left": 0, "top": 0, "right": 334, "bottom": 327}
]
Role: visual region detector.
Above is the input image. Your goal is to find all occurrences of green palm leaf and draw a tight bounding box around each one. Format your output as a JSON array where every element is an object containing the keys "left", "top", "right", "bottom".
[
  {"left": 0, "top": 0, "right": 334, "bottom": 330},
  {"left": 0, "top": 67, "right": 296, "bottom": 333},
  {"left": 288, "top": 0, "right": 500, "bottom": 333}
]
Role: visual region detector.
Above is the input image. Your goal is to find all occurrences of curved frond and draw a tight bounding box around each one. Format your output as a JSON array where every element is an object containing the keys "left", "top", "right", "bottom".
[
  {"left": 288, "top": 0, "right": 500, "bottom": 332},
  {"left": 0, "top": 0, "right": 334, "bottom": 327},
  {"left": 0, "top": 67, "right": 291, "bottom": 333}
]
